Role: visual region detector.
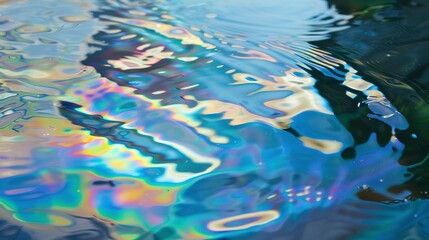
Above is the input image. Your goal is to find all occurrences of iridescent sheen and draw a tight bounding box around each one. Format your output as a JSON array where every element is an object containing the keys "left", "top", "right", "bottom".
[{"left": 0, "top": 0, "right": 427, "bottom": 239}]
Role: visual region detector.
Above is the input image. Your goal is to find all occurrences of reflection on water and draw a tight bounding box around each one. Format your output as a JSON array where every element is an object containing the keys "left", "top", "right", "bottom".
[{"left": 0, "top": 0, "right": 428, "bottom": 239}]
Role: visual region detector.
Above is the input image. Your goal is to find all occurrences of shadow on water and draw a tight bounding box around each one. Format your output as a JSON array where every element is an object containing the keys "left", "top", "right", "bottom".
[{"left": 324, "top": 0, "right": 429, "bottom": 199}]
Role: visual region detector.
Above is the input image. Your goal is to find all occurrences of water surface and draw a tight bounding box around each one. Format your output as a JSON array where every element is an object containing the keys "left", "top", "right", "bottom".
[{"left": 0, "top": 0, "right": 429, "bottom": 239}]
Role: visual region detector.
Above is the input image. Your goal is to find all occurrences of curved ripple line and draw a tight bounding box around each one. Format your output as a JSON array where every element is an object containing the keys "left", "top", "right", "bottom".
[{"left": 207, "top": 210, "right": 280, "bottom": 232}]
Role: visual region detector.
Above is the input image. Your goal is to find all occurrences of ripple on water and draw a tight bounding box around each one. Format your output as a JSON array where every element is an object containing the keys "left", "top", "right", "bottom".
[{"left": 0, "top": 0, "right": 427, "bottom": 239}]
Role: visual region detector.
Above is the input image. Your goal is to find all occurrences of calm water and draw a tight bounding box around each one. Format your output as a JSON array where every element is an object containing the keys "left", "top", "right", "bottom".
[{"left": 0, "top": 0, "right": 429, "bottom": 239}]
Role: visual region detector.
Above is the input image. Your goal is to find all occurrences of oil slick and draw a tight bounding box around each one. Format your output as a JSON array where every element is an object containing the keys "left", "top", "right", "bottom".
[{"left": 0, "top": 0, "right": 425, "bottom": 239}]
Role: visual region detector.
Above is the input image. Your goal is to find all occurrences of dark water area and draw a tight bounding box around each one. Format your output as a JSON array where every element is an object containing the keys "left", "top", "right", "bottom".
[{"left": 0, "top": 0, "right": 429, "bottom": 239}]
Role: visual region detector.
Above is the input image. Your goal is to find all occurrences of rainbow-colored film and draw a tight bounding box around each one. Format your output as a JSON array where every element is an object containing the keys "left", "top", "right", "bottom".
[{"left": 1, "top": 0, "right": 429, "bottom": 239}]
